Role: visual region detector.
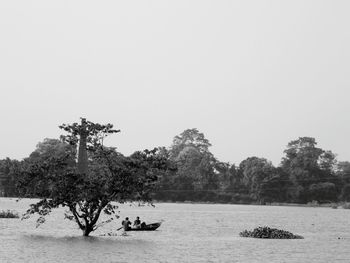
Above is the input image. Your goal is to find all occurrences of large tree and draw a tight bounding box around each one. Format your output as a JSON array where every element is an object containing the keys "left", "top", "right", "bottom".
[
  {"left": 170, "top": 128, "right": 212, "bottom": 158},
  {"left": 337, "top": 161, "right": 350, "bottom": 201},
  {"left": 214, "top": 162, "right": 241, "bottom": 193},
  {"left": 28, "top": 138, "right": 76, "bottom": 161},
  {"left": 169, "top": 129, "right": 218, "bottom": 195},
  {"left": 258, "top": 168, "right": 292, "bottom": 203},
  {"left": 17, "top": 119, "right": 169, "bottom": 236},
  {"left": 281, "top": 137, "right": 336, "bottom": 183},
  {"left": 238, "top": 157, "right": 276, "bottom": 199},
  {"left": 281, "top": 137, "right": 338, "bottom": 202},
  {"left": 337, "top": 161, "right": 350, "bottom": 182},
  {"left": 0, "top": 158, "right": 21, "bottom": 197}
]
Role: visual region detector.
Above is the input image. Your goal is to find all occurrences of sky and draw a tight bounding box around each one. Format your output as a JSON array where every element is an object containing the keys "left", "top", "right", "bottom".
[{"left": 0, "top": 1, "right": 349, "bottom": 165}]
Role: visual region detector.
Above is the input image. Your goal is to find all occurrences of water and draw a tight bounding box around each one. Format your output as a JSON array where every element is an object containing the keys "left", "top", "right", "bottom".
[{"left": 0, "top": 198, "right": 350, "bottom": 262}]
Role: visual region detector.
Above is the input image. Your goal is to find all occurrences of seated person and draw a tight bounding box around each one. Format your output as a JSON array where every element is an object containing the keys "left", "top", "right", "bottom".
[
  {"left": 133, "top": 216, "right": 141, "bottom": 229},
  {"left": 121, "top": 217, "right": 131, "bottom": 231}
]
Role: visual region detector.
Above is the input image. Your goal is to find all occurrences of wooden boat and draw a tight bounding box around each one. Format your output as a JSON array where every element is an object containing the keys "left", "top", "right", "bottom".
[{"left": 126, "top": 222, "right": 161, "bottom": 231}]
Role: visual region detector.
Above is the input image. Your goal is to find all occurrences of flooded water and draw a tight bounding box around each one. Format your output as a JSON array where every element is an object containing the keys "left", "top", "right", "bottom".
[{"left": 0, "top": 198, "right": 350, "bottom": 262}]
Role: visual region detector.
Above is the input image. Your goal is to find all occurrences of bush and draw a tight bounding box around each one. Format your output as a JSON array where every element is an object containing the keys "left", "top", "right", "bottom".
[
  {"left": 240, "top": 226, "right": 303, "bottom": 239},
  {"left": 0, "top": 210, "right": 19, "bottom": 218},
  {"left": 308, "top": 182, "right": 337, "bottom": 203},
  {"left": 341, "top": 184, "right": 350, "bottom": 201},
  {"left": 306, "top": 200, "right": 319, "bottom": 207},
  {"left": 342, "top": 203, "right": 350, "bottom": 209}
]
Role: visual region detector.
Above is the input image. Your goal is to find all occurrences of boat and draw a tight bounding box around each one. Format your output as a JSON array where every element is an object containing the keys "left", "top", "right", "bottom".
[{"left": 125, "top": 222, "right": 162, "bottom": 231}]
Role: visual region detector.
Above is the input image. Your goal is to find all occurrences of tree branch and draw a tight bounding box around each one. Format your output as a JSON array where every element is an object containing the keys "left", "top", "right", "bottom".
[{"left": 70, "top": 206, "right": 84, "bottom": 230}]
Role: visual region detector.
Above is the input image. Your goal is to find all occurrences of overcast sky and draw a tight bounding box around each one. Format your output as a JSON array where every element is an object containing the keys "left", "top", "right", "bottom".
[{"left": 0, "top": 1, "right": 349, "bottom": 165}]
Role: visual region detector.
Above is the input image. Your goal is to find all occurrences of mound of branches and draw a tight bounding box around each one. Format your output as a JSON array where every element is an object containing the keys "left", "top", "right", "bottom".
[{"left": 240, "top": 226, "right": 303, "bottom": 239}]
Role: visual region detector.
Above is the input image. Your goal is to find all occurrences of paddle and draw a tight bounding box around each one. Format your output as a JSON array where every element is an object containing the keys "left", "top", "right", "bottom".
[{"left": 116, "top": 226, "right": 123, "bottom": 231}]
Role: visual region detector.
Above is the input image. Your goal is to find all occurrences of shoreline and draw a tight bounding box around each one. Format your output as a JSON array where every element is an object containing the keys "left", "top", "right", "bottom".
[
  {"left": 152, "top": 200, "right": 350, "bottom": 209},
  {"left": 1, "top": 197, "right": 349, "bottom": 209}
]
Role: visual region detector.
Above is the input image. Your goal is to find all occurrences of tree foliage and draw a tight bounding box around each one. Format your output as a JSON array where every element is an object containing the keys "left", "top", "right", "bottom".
[
  {"left": 167, "top": 129, "right": 219, "bottom": 193},
  {"left": 238, "top": 157, "right": 276, "bottom": 199},
  {"left": 280, "top": 137, "right": 339, "bottom": 202},
  {"left": 0, "top": 158, "right": 21, "bottom": 197},
  {"left": 170, "top": 128, "right": 212, "bottom": 158},
  {"left": 17, "top": 119, "right": 169, "bottom": 236},
  {"left": 258, "top": 169, "right": 292, "bottom": 203}
]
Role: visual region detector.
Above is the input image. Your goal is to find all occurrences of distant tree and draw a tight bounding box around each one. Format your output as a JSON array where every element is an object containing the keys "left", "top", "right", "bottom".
[
  {"left": 282, "top": 137, "right": 322, "bottom": 184},
  {"left": 258, "top": 168, "right": 292, "bottom": 203},
  {"left": 17, "top": 119, "right": 169, "bottom": 236},
  {"left": 282, "top": 137, "right": 337, "bottom": 183},
  {"left": 238, "top": 157, "right": 276, "bottom": 199},
  {"left": 170, "top": 128, "right": 212, "bottom": 159},
  {"left": 281, "top": 137, "right": 338, "bottom": 202},
  {"left": 318, "top": 151, "right": 337, "bottom": 173},
  {"left": 337, "top": 161, "right": 350, "bottom": 183},
  {"left": 29, "top": 138, "right": 76, "bottom": 161},
  {"left": 341, "top": 184, "right": 350, "bottom": 201},
  {"left": 169, "top": 129, "right": 218, "bottom": 193},
  {"left": 151, "top": 147, "right": 178, "bottom": 200},
  {"left": 308, "top": 182, "right": 337, "bottom": 203},
  {"left": 173, "top": 146, "right": 201, "bottom": 191},
  {"left": 214, "top": 162, "right": 230, "bottom": 182},
  {"left": 215, "top": 162, "right": 236, "bottom": 191},
  {"left": 0, "top": 158, "right": 21, "bottom": 197},
  {"left": 197, "top": 152, "right": 219, "bottom": 191}
]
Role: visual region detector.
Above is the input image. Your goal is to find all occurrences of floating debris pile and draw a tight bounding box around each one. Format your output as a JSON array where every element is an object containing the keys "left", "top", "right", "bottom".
[{"left": 240, "top": 226, "right": 303, "bottom": 239}]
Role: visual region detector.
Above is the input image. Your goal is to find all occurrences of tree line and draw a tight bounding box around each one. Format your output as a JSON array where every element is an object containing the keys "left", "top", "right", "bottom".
[
  {"left": 153, "top": 129, "right": 350, "bottom": 204},
  {"left": 1, "top": 127, "right": 350, "bottom": 205}
]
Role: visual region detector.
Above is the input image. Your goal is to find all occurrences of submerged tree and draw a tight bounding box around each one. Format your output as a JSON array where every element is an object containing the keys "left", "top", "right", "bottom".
[{"left": 17, "top": 119, "right": 169, "bottom": 236}]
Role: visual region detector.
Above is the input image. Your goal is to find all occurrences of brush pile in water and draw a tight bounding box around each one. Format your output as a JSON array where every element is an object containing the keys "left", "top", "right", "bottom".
[{"left": 240, "top": 226, "right": 303, "bottom": 239}]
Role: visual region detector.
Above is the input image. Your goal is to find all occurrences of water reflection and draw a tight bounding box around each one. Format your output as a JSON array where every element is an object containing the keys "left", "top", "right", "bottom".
[
  {"left": 14, "top": 234, "right": 158, "bottom": 263},
  {"left": 20, "top": 233, "right": 157, "bottom": 246}
]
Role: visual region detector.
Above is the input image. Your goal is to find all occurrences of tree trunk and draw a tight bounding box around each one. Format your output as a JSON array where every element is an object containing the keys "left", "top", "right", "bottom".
[
  {"left": 78, "top": 118, "right": 88, "bottom": 174},
  {"left": 82, "top": 222, "right": 93, "bottom": 236},
  {"left": 83, "top": 227, "right": 92, "bottom": 236}
]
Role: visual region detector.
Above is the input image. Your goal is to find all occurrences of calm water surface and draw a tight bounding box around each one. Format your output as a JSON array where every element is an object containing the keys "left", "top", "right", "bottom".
[{"left": 0, "top": 198, "right": 349, "bottom": 262}]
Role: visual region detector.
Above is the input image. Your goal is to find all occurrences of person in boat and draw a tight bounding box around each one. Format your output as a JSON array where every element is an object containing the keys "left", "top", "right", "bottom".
[
  {"left": 133, "top": 216, "right": 141, "bottom": 229},
  {"left": 121, "top": 217, "right": 131, "bottom": 231}
]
